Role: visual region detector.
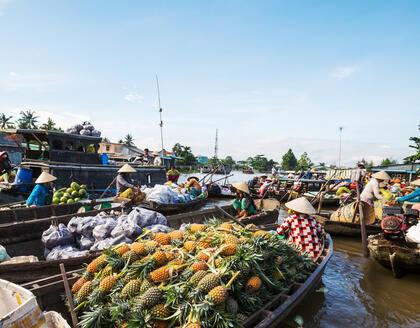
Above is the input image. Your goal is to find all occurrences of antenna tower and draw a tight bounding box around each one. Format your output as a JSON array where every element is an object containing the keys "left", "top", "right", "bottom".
[{"left": 214, "top": 128, "right": 218, "bottom": 160}]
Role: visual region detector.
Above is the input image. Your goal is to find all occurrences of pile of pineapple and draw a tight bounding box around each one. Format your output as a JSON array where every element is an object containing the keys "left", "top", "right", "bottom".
[{"left": 71, "top": 219, "right": 315, "bottom": 328}]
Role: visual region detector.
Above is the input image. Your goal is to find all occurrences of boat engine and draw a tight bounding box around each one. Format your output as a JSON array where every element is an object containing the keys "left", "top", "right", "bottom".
[
  {"left": 381, "top": 210, "right": 419, "bottom": 237},
  {"left": 0, "top": 151, "right": 11, "bottom": 175}
]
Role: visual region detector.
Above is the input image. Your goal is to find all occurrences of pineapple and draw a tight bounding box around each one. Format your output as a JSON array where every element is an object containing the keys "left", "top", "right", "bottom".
[
  {"left": 277, "top": 256, "right": 283, "bottom": 265},
  {"left": 165, "top": 251, "right": 175, "bottom": 261},
  {"left": 184, "top": 241, "right": 197, "bottom": 252},
  {"left": 150, "top": 266, "right": 170, "bottom": 283},
  {"left": 226, "top": 297, "right": 238, "bottom": 315},
  {"left": 86, "top": 258, "right": 100, "bottom": 273},
  {"left": 153, "top": 320, "right": 168, "bottom": 328},
  {"left": 245, "top": 276, "right": 262, "bottom": 293},
  {"left": 76, "top": 281, "right": 93, "bottom": 301},
  {"left": 218, "top": 222, "right": 232, "bottom": 233},
  {"left": 146, "top": 240, "right": 159, "bottom": 248},
  {"left": 131, "top": 242, "right": 147, "bottom": 256},
  {"left": 197, "top": 242, "right": 210, "bottom": 249},
  {"left": 189, "top": 270, "right": 207, "bottom": 285},
  {"left": 289, "top": 267, "right": 297, "bottom": 275},
  {"left": 219, "top": 243, "right": 236, "bottom": 256},
  {"left": 186, "top": 323, "right": 201, "bottom": 328},
  {"left": 253, "top": 230, "right": 270, "bottom": 238},
  {"left": 139, "top": 287, "right": 162, "bottom": 308},
  {"left": 122, "top": 250, "right": 139, "bottom": 264},
  {"left": 153, "top": 251, "right": 167, "bottom": 266},
  {"left": 190, "top": 224, "right": 206, "bottom": 232},
  {"left": 224, "top": 234, "right": 239, "bottom": 244},
  {"left": 214, "top": 258, "right": 223, "bottom": 268},
  {"left": 272, "top": 270, "right": 284, "bottom": 281},
  {"left": 155, "top": 232, "right": 171, "bottom": 245},
  {"left": 190, "top": 261, "right": 207, "bottom": 272},
  {"left": 208, "top": 285, "right": 228, "bottom": 304},
  {"left": 150, "top": 303, "right": 170, "bottom": 318},
  {"left": 169, "top": 258, "right": 184, "bottom": 270},
  {"left": 83, "top": 271, "right": 94, "bottom": 281},
  {"left": 197, "top": 250, "right": 211, "bottom": 262},
  {"left": 116, "top": 244, "right": 131, "bottom": 256},
  {"left": 140, "top": 279, "right": 154, "bottom": 292},
  {"left": 72, "top": 277, "right": 87, "bottom": 293},
  {"left": 169, "top": 230, "right": 184, "bottom": 240},
  {"left": 197, "top": 273, "right": 220, "bottom": 293},
  {"left": 121, "top": 279, "right": 142, "bottom": 299},
  {"left": 237, "top": 313, "right": 248, "bottom": 323},
  {"left": 99, "top": 275, "right": 116, "bottom": 292}
]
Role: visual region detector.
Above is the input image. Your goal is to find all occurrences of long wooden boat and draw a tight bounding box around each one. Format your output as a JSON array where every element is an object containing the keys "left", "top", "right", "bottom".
[
  {"left": 367, "top": 233, "right": 420, "bottom": 278},
  {"left": 139, "top": 194, "right": 208, "bottom": 215},
  {"left": 0, "top": 204, "right": 278, "bottom": 283},
  {"left": 303, "top": 192, "right": 341, "bottom": 206},
  {"left": 316, "top": 216, "right": 382, "bottom": 237},
  {"left": 21, "top": 232, "right": 333, "bottom": 328}
]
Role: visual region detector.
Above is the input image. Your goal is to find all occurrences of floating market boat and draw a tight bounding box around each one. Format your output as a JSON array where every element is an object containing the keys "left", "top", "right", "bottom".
[
  {"left": 367, "top": 233, "right": 420, "bottom": 278},
  {"left": 0, "top": 204, "right": 278, "bottom": 283},
  {"left": 139, "top": 193, "right": 209, "bottom": 215},
  {"left": 21, "top": 232, "right": 333, "bottom": 328},
  {"left": 316, "top": 216, "right": 382, "bottom": 237},
  {"left": 0, "top": 129, "right": 166, "bottom": 203},
  {"left": 303, "top": 191, "right": 341, "bottom": 206},
  {"left": 243, "top": 168, "right": 254, "bottom": 174}
]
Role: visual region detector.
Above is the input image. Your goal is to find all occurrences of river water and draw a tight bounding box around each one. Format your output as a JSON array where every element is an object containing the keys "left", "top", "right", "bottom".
[{"left": 181, "top": 171, "right": 420, "bottom": 328}]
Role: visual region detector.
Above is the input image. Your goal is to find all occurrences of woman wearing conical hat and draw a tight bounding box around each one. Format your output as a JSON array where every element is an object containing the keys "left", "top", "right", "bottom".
[
  {"left": 27, "top": 172, "right": 57, "bottom": 208},
  {"left": 360, "top": 170, "right": 390, "bottom": 206},
  {"left": 276, "top": 197, "right": 325, "bottom": 258},
  {"left": 116, "top": 164, "right": 140, "bottom": 195},
  {"left": 232, "top": 182, "right": 257, "bottom": 219},
  {"left": 396, "top": 179, "right": 420, "bottom": 204}
]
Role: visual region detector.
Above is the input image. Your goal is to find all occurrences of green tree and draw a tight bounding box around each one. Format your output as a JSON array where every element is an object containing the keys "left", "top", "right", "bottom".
[
  {"left": 246, "top": 154, "right": 277, "bottom": 172},
  {"left": 102, "top": 137, "right": 110, "bottom": 142},
  {"left": 297, "top": 152, "right": 313, "bottom": 170},
  {"left": 40, "top": 117, "right": 63, "bottom": 132},
  {"left": 222, "top": 155, "right": 235, "bottom": 167},
  {"left": 380, "top": 158, "right": 397, "bottom": 166},
  {"left": 123, "top": 134, "right": 134, "bottom": 146},
  {"left": 0, "top": 113, "right": 14, "bottom": 129},
  {"left": 82, "top": 121, "right": 92, "bottom": 126},
  {"left": 172, "top": 143, "right": 197, "bottom": 166},
  {"left": 404, "top": 125, "right": 420, "bottom": 163},
  {"left": 17, "top": 110, "right": 38, "bottom": 129},
  {"left": 281, "top": 149, "right": 298, "bottom": 170}
]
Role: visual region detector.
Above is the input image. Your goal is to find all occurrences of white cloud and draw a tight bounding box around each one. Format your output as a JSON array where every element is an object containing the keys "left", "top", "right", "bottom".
[
  {"left": 331, "top": 66, "right": 356, "bottom": 80},
  {"left": 124, "top": 92, "right": 144, "bottom": 103},
  {"left": 0, "top": 71, "right": 60, "bottom": 91}
]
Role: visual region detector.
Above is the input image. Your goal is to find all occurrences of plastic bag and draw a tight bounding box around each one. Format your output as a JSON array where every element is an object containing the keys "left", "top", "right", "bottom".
[
  {"left": 91, "top": 129, "right": 101, "bottom": 137},
  {"left": 90, "top": 235, "right": 132, "bottom": 252},
  {"left": 406, "top": 222, "right": 420, "bottom": 244},
  {"left": 42, "top": 224, "right": 75, "bottom": 249},
  {"left": 145, "top": 224, "right": 169, "bottom": 233},
  {"left": 46, "top": 245, "right": 88, "bottom": 260},
  {"left": 83, "top": 125, "right": 95, "bottom": 131},
  {"left": 92, "top": 218, "right": 117, "bottom": 241},
  {"left": 76, "top": 235, "right": 95, "bottom": 250},
  {"left": 128, "top": 207, "right": 167, "bottom": 227},
  {"left": 80, "top": 129, "right": 91, "bottom": 136}
]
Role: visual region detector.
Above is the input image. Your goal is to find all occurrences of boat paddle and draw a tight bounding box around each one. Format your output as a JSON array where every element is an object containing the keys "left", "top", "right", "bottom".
[{"left": 212, "top": 203, "right": 246, "bottom": 227}]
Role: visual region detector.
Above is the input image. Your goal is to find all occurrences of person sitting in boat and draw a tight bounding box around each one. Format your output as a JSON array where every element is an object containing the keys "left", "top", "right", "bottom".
[
  {"left": 248, "top": 176, "right": 258, "bottom": 188},
  {"left": 116, "top": 164, "right": 140, "bottom": 196},
  {"left": 152, "top": 151, "right": 162, "bottom": 166},
  {"left": 26, "top": 172, "right": 56, "bottom": 208},
  {"left": 167, "top": 166, "right": 181, "bottom": 184},
  {"left": 259, "top": 178, "right": 272, "bottom": 196},
  {"left": 360, "top": 170, "right": 390, "bottom": 206},
  {"left": 185, "top": 176, "right": 202, "bottom": 197},
  {"left": 276, "top": 197, "right": 325, "bottom": 258},
  {"left": 232, "top": 181, "right": 257, "bottom": 219},
  {"left": 395, "top": 179, "right": 420, "bottom": 203}
]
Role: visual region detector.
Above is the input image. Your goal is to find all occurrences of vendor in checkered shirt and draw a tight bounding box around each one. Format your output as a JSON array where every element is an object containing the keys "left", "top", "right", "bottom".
[{"left": 277, "top": 197, "right": 325, "bottom": 258}]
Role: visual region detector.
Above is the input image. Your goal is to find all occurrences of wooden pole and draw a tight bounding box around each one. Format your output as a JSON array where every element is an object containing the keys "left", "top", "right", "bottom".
[
  {"left": 356, "top": 182, "right": 369, "bottom": 257},
  {"left": 99, "top": 176, "right": 117, "bottom": 199},
  {"left": 60, "top": 263, "right": 79, "bottom": 328},
  {"left": 212, "top": 203, "right": 246, "bottom": 227},
  {"left": 156, "top": 75, "right": 165, "bottom": 167},
  {"left": 317, "top": 191, "right": 324, "bottom": 214}
]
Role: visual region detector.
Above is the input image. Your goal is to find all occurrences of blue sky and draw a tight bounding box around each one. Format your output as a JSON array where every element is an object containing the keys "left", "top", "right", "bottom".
[{"left": 0, "top": 0, "right": 419, "bottom": 166}]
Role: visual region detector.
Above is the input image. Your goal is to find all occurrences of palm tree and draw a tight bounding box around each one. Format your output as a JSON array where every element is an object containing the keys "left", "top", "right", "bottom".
[
  {"left": 17, "top": 110, "right": 38, "bottom": 129},
  {"left": 102, "top": 137, "right": 110, "bottom": 142},
  {"left": 123, "top": 134, "right": 134, "bottom": 146},
  {"left": 0, "top": 113, "right": 14, "bottom": 129},
  {"left": 40, "top": 117, "right": 57, "bottom": 131}
]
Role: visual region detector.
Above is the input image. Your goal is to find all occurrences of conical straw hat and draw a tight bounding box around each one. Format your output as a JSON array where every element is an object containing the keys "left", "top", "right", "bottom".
[
  {"left": 411, "top": 179, "right": 420, "bottom": 186},
  {"left": 372, "top": 170, "right": 390, "bottom": 181},
  {"left": 35, "top": 172, "right": 57, "bottom": 184},
  {"left": 118, "top": 164, "right": 137, "bottom": 173},
  {"left": 232, "top": 181, "right": 250, "bottom": 195},
  {"left": 285, "top": 197, "right": 316, "bottom": 215}
]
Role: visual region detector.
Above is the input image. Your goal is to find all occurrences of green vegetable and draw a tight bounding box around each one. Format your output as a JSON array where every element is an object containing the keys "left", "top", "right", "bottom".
[
  {"left": 71, "top": 182, "right": 80, "bottom": 190},
  {"left": 60, "top": 196, "right": 68, "bottom": 203},
  {"left": 52, "top": 197, "right": 60, "bottom": 204},
  {"left": 79, "top": 189, "right": 87, "bottom": 196},
  {"left": 71, "top": 190, "right": 79, "bottom": 197},
  {"left": 54, "top": 192, "right": 63, "bottom": 199},
  {"left": 67, "top": 199, "right": 74, "bottom": 204},
  {"left": 66, "top": 188, "right": 73, "bottom": 194},
  {"left": 80, "top": 184, "right": 87, "bottom": 190},
  {"left": 74, "top": 197, "right": 81, "bottom": 202}
]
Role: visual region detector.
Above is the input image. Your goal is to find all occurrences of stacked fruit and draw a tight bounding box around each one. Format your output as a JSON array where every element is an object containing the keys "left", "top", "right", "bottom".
[
  {"left": 72, "top": 220, "right": 315, "bottom": 328},
  {"left": 53, "top": 182, "right": 88, "bottom": 204}
]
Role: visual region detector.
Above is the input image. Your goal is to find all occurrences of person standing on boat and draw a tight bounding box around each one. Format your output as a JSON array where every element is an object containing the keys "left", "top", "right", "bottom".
[
  {"left": 116, "top": 164, "right": 140, "bottom": 195},
  {"left": 276, "top": 197, "right": 325, "bottom": 258},
  {"left": 143, "top": 148, "right": 152, "bottom": 165},
  {"left": 26, "top": 172, "right": 56, "bottom": 208},
  {"left": 360, "top": 170, "right": 390, "bottom": 205},
  {"left": 185, "top": 176, "right": 202, "bottom": 197},
  {"left": 167, "top": 166, "right": 181, "bottom": 184},
  {"left": 271, "top": 166, "right": 277, "bottom": 178},
  {"left": 232, "top": 181, "right": 257, "bottom": 219},
  {"left": 351, "top": 162, "right": 366, "bottom": 193},
  {"left": 152, "top": 151, "right": 162, "bottom": 166}
]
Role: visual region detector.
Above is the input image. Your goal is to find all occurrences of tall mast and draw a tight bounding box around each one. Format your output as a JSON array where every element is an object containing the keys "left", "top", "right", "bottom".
[
  {"left": 214, "top": 128, "right": 218, "bottom": 161},
  {"left": 156, "top": 75, "right": 165, "bottom": 167}
]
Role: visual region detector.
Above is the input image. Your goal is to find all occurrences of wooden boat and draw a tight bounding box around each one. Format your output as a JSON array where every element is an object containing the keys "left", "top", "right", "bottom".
[
  {"left": 0, "top": 203, "right": 278, "bottom": 283},
  {"left": 316, "top": 215, "right": 382, "bottom": 237},
  {"left": 242, "top": 168, "right": 254, "bottom": 174},
  {"left": 368, "top": 233, "right": 420, "bottom": 278},
  {"left": 303, "top": 192, "right": 340, "bottom": 206},
  {"left": 139, "top": 194, "right": 208, "bottom": 215},
  {"left": 0, "top": 198, "right": 114, "bottom": 224},
  {"left": 21, "top": 231, "right": 333, "bottom": 327}
]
